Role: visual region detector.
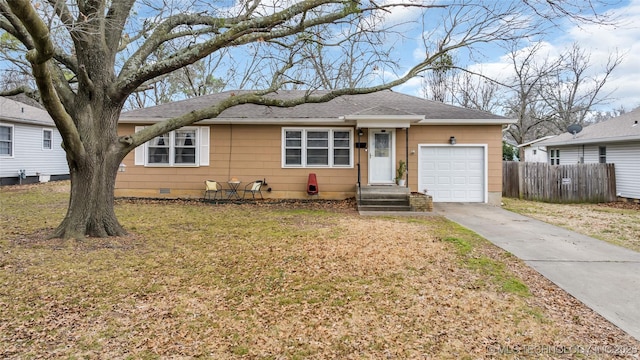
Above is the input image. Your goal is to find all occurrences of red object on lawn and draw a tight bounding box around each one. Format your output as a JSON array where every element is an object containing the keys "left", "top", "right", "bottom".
[{"left": 307, "top": 173, "right": 319, "bottom": 195}]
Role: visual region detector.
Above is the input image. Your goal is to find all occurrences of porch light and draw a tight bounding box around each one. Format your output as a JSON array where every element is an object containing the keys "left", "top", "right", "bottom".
[
  {"left": 119, "top": 163, "right": 127, "bottom": 172},
  {"left": 358, "top": 129, "right": 364, "bottom": 136},
  {"left": 449, "top": 136, "right": 456, "bottom": 145}
]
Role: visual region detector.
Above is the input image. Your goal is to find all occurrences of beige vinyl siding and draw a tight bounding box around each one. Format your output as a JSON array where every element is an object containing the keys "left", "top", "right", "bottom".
[
  {"left": 116, "top": 123, "right": 503, "bottom": 200},
  {"left": 117, "top": 124, "right": 358, "bottom": 199},
  {"left": 393, "top": 125, "right": 503, "bottom": 194}
]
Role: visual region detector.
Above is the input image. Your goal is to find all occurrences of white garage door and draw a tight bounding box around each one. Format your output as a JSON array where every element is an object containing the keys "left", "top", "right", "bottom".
[{"left": 419, "top": 146, "right": 485, "bottom": 202}]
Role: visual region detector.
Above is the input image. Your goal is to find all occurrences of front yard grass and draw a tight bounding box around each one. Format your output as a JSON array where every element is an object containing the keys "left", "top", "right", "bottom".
[
  {"left": 1, "top": 182, "right": 638, "bottom": 358},
  {"left": 502, "top": 198, "right": 640, "bottom": 253}
]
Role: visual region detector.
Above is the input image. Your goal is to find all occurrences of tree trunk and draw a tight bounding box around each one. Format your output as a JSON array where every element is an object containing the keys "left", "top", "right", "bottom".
[
  {"left": 50, "top": 93, "right": 127, "bottom": 240},
  {"left": 52, "top": 155, "right": 126, "bottom": 239}
]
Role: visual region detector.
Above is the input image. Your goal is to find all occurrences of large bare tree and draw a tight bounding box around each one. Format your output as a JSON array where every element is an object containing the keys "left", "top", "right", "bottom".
[
  {"left": 540, "top": 43, "right": 623, "bottom": 132},
  {"left": 0, "top": 0, "right": 619, "bottom": 239},
  {"left": 501, "top": 41, "right": 623, "bottom": 160},
  {"left": 502, "top": 41, "right": 563, "bottom": 160}
]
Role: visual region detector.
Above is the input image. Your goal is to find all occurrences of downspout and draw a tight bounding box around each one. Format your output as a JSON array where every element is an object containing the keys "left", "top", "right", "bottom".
[
  {"left": 405, "top": 127, "right": 409, "bottom": 188},
  {"left": 357, "top": 127, "right": 362, "bottom": 205},
  {"left": 228, "top": 124, "right": 233, "bottom": 179}
]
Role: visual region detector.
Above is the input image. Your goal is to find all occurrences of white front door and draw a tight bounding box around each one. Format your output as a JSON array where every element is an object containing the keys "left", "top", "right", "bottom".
[{"left": 369, "top": 129, "right": 395, "bottom": 184}]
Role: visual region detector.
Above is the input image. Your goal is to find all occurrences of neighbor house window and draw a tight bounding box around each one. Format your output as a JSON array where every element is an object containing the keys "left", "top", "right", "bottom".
[
  {"left": 550, "top": 149, "right": 560, "bottom": 165},
  {"left": 147, "top": 128, "right": 198, "bottom": 166},
  {"left": 283, "top": 128, "right": 352, "bottom": 167},
  {"left": 0, "top": 125, "right": 12, "bottom": 156},
  {"left": 43, "top": 129, "right": 53, "bottom": 150},
  {"left": 599, "top": 146, "right": 606, "bottom": 163}
]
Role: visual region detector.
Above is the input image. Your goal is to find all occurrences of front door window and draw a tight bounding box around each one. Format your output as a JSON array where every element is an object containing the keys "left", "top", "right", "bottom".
[{"left": 369, "top": 130, "right": 394, "bottom": 183}]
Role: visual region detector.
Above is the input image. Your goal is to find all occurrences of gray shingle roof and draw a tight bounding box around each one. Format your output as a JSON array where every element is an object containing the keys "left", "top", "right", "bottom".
[
  {"left": 0, "top": 97, "right": 54, "bottom": 126},
  {"left": 517, "top": 135, "right": 556, "bottom": 148},
  {"left": 537, "top": 108, "right": 640, "bottom": 146},
  {"left": 120, "top": 90, "right": 509, "bottom": 123}
]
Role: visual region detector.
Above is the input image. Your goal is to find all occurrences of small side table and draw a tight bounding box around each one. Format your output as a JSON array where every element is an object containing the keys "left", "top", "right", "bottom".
[{"left": 227, "top": 181, "right": 241, "bottom": 199}]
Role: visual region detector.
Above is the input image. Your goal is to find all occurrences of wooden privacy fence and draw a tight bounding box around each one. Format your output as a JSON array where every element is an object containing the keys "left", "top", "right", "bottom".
[{"left": 503, "top": 162, "right": 617, "bottom": 203}]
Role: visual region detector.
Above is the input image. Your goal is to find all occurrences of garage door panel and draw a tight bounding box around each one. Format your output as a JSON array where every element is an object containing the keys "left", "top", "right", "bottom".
[
  {"left": 452, "top": 162, "right": 466, "bottom": 171},
  {"left": 466, "top": 149, "right": 483, "bottom": 160},
  {"left": 435, "top": 190, "right": 452, "bottom": 199},
  {"left": 468, "top": 162, "right": 482, "bottom": 171},
  {"left": 468, "top": 176, "right": 482, "bottom": 185},
  {"left": 452, "top": 176, "right": 467, "bottom": 185},
  {"left": 452, "top": 190, "right": 468, "bottom": 200},
  {"left": 437, "top": 162, "right": 451, "bottom": 171},
  {"left": 419, "top": 146, "right": 485, "bottom": 202},
  {"left": 437, "top": 176, "right": 451, "bottom": 185}
]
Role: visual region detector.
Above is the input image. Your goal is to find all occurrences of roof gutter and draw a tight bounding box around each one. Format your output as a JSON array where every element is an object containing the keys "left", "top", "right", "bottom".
[
  {"left": 0, "top": 117, "right": 56, "bottom": 127},
  {"left": 119, "top": 117, "right": 349, "bottom": 126},
  {"left": 540, "top": 134, "right": 640, "bottom": 147},
  {"left": 341, "top": 115, "right": 424, "bottom": 129},
  {"left": 417, "top": 118, "right": 517, "bottom": 125}
]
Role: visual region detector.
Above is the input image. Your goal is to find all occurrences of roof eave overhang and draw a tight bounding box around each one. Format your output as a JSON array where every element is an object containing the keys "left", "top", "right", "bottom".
[
  {"left": 517, "top": 135, "right": 556, "bottom": 148},
  {"left": 119, "top": 115, "right": 516, "bottom": 127},
  {"left": 417, "top": 118, "right": 516, "bottom": 125},
  {"left": 341, "top": 115, "right": 424, "bottom": 129},
  {"left": 0, "top": 117, "right": 56, "bottom": 127},
  {"left": 119, "top": 117, "right": 350, "bottom": 126},
  {"left": 541, "top": 134, "right": 640, "bottom": 147}
]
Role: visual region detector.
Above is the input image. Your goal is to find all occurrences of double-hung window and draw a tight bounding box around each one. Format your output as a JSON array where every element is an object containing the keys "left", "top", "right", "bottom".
[
  {"left": 599, "top": 146, "right": 607, "bottom": 163},
  {"left": 147, "top": 128, "right": 198, "bottom": 166},
  {"left": 43, "top": 129, "right": 53, "bottom": 150},
  {"left": 0, "top": 125, "right": 12, "bottom": 157},
  {"left": 283, "top": 128, "right": 352, "bottom": 167},
  {"left": 550, "top": 149, "right": 560, "bottom": 165},
  {"left": 135, "top": 126, "right": 209, "bottom": 167}
]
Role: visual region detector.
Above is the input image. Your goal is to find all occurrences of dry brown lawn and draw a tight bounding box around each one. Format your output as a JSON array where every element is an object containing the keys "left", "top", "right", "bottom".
[
  {"left": 1, "top": 181, "right": 639, "bottom": 359},
  {"left": 503, "top": 198, "right": 640, "bottom": 253}
]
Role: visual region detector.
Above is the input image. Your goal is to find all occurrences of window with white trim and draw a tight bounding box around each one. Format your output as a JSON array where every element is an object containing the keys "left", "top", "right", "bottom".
[
  {"left": 0, "top": 125, "right": 12, "bottom": 156},
  {"left": 599, "top": 146, "right": 606, "bottom": 163},
  {"left": 147, "top": 128, "right": 198, "bottom": 166},
  {"left": 283, "top": 128, "right": 353, "bottom": 167},
  {"left": 43, "top": 129, "right": 53, "bottom": 150},
  {"left": 134, "top": 126, "right": 209, "bottom": 167},
  {"left": 550, "top": 149, "right": 560, "bottom": 165}
]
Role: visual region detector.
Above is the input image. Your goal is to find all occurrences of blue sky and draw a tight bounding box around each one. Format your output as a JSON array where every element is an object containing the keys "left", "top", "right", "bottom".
[
  {"left": 391, "top": 0, "right": 640, "bottom": 112},
  {"left": 3, "top": 0, "right": 637, "bottom": 113}
]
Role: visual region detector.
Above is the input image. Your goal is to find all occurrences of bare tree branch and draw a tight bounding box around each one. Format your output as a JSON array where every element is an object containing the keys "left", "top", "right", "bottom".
[{"left": 6, "top": 0, "right": 84, "bottom": 160}]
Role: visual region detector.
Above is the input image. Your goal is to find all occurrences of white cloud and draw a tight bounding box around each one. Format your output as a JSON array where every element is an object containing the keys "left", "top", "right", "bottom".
[
  {"left": 561, "top": 0, "right": 640, "bottom": 109},
  {"left": 396, "top": 0, "right": 640, "bottom": 111}
]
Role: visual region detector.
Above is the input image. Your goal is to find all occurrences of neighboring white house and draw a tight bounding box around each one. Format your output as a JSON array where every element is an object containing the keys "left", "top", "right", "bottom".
[
  {"left": 517, "top": 135, "right": 555, "bottom": 162},
  {"left": 0, "top": 97, "right": 69, "bottom": 185},
  {"left": 536, "top": 109, "right": 640, "bottom": 200}
]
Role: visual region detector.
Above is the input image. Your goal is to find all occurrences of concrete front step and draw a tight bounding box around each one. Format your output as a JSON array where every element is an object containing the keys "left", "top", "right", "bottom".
[
  {"left": 359, "top": 198, "right": 410, "bottom": 206},
  {"left": 357, "top": 204, "right": 412, "bottom": 212},
  {"left": 357, "top": 186, "right": 411, "bottom": 211},
  {"left": 358, "top": 186, "right": 410, "bottom": 200}
]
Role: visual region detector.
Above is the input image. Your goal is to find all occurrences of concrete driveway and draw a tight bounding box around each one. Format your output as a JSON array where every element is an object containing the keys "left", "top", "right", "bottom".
[{"left": 435, "top": 202, "right": 640, "bottom": 341}]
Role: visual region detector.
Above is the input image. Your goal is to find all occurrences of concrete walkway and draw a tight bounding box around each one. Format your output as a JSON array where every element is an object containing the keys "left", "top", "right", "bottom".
[{"left": 434, "top": 202, "right": 640, "bottom": 341}]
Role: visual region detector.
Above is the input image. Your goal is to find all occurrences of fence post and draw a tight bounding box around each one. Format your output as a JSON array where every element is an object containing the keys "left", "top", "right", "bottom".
[{"left": 518, "top": 162, "right": 524, "bottom": 199}]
